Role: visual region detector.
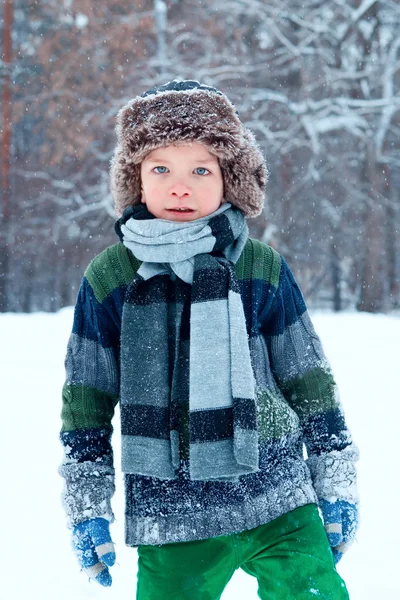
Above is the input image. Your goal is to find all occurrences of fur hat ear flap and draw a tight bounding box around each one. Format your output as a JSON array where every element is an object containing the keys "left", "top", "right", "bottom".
[
  {"left": 110, "top": 147, "right": 142, "bottom": 215},
  {"left": 109, "top": 80, "right": 268, "bottom": 218},
  {"left": 220, "top": 129, "right": 269, "bottom": 218}
]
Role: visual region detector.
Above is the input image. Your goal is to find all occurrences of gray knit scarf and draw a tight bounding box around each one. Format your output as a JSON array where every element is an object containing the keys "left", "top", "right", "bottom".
[{"left": 117, "top": 202, "right": 259, "bottom": 482}]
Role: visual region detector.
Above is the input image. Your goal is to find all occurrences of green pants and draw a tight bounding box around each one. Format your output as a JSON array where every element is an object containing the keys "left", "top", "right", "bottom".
[{"left": 136, "top": 504, "right": 349, "bottom": 600}]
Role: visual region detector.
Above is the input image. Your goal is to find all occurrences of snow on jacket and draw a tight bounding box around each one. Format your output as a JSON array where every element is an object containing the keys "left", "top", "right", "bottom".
[{"left": 59, "top": 238, "right": 358, "bottom": 546}]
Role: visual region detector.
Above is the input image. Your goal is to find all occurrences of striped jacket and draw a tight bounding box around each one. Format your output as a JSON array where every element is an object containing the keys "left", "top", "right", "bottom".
[{"left": 59, "top": 238, "right": 358, "bottom": 546}]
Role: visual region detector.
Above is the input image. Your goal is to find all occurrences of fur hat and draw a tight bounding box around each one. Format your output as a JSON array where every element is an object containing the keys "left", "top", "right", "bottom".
[{"left": 109, "top": 80, "right": 268, "bottom": 218}]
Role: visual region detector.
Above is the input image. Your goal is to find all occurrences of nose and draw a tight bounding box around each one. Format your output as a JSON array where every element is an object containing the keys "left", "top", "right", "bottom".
[{"left": 168, "top": 181, "right": 192, "bottom": 198}]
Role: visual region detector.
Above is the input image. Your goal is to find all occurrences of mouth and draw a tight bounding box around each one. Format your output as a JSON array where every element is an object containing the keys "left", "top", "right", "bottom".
[{"left": 167, "top": 207, "right": 195, "bottom": 214}]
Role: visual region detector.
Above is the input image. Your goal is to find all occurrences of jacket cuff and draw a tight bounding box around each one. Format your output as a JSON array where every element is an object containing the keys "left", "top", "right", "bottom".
[
  {"left": 58, "top": 461, "right": 115, "bottom": 529},
  {"left": 307, "top": 444, "right": 360, "bottom": 505}
]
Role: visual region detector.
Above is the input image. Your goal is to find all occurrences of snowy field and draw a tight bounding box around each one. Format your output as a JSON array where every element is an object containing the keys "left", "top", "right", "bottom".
[{"left": 1, "top": 308, "right": 399, "bottom": 600}]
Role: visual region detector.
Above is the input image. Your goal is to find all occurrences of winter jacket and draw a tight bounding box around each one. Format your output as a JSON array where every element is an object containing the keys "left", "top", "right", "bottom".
[{"left": 59, "top": 238, "right": 358, "bottom": 546}]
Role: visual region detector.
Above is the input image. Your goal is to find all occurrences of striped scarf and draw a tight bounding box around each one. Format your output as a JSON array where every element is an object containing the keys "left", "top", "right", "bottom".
[{"left": 116, "top": 203, "right": 259, "bottom": 482}]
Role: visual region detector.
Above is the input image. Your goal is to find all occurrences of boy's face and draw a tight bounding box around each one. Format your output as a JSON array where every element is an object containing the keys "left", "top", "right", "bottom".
[{"left": 140, "top": 142, "right": 224, "bottom": 221}]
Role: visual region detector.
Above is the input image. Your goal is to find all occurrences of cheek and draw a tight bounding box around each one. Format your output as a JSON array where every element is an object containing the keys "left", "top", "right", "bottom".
[
  {"left": 210, "top": 179, "right": 224, "bottom": 201},
  {"left": 142, "top": 181, "right": 165, "bottom": 204}
]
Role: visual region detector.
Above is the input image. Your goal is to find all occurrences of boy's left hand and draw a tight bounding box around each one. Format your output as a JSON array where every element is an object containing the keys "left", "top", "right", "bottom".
[
  {"left": 72, "top": 517, "right": 116, "bottom": 586},
  {"left": 319, "top": 499, "right": 359, "bottom": 563}
]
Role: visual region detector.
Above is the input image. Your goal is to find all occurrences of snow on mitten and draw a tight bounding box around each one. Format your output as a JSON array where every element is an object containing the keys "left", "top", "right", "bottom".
[
  {"left": 319, "top": 499, "right": 359, "bottom": 563},
  {"left": 308, "top": 445, "right": 359, "bottom": 563},
  {"left": 72, "top": 517, "right": 116, "bottom": 586}
]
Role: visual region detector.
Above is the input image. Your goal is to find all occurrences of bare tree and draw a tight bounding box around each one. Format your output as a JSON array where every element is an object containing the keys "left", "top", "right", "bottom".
[
  {"left": 0, "top": 0, "right": 13, "bottom": 312},
  {"left": 6, "top": 0, "right": 400, "bottom": 312}
]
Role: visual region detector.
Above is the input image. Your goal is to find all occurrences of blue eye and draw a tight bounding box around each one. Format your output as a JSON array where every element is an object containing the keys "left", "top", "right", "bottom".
[
  {"left": 153, "top": 166, "right": 169, "bottom": 174},
  {"left": 194, "top": 167, "right": 210, "bottom": 175}
]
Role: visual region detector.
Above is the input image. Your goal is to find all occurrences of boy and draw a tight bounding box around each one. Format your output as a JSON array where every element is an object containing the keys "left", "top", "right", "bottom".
[{"left": 59, "top": 80, "right": 359, "bottom": 599}]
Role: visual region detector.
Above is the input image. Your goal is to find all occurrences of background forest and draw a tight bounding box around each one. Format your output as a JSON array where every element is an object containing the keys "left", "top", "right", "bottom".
[{"left": 1, "top": 0, "right": 399, "bottom": 313}]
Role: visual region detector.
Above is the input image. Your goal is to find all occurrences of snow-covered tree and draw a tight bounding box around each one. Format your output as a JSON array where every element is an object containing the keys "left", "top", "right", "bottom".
[{"left": 3, "top": 0, "right": 399, "bottom": 312}]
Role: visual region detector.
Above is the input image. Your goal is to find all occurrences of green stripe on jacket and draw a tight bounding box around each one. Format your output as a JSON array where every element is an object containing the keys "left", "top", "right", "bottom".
[{"left": 62, "top": 239, "right": 282, "bottom": 433}]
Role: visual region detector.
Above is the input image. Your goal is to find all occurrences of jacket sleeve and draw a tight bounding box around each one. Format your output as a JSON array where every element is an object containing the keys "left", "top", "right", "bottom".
[
  {"left": 58, "top": 274, "right": 120, "bottom": 528},
  {"left": 259, "top": 255, "right": 359, "bottom": 505}
]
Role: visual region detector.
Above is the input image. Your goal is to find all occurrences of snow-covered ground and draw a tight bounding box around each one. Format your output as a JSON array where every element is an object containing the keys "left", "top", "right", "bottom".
[{"left": 1, "top": 308, "right": 399, "bottom": 599}]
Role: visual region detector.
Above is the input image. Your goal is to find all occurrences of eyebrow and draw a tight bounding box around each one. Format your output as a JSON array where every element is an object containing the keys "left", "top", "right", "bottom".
[{"left": 144, "top": 157, "right": 218, "bottom": 164}]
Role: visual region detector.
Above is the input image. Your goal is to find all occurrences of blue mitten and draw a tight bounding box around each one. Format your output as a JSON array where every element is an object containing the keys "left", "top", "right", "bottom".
[
  {"left": 72, "top": 517, "right": 116, "bottom": 586},
  {"left": 319, "top": 499, "right": 358, "bottom": 563}
]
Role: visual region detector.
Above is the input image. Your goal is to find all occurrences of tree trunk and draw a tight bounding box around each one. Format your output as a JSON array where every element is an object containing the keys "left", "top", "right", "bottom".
[
  {"left": 0, "top": 0, "right": 13, "bottom": 312},
  {"left": 385, "top": 170, "right": 400, "bottom": 309},
  {"left": 331, "top": 239, "right": 342, "bottom": 312},
  {"left": 356, "top": 145, "right": 386, "bottom": 313},
  {"left": 154, "top": 0, "right": 168, "bottom": 77}
]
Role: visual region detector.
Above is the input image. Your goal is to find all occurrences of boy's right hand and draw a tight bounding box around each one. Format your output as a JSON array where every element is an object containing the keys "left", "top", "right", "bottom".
[
  {"left": 72, "top": 517, "right": 116, "bottom": 586},
  {"left": 319, "top": 499, "right": 358, "bottom": 564}
]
